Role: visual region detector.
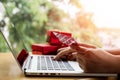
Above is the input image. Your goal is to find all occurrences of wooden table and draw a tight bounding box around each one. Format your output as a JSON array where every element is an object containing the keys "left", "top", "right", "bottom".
[{"left": 0, "top": 53, "right": 118, "bottom": 80}]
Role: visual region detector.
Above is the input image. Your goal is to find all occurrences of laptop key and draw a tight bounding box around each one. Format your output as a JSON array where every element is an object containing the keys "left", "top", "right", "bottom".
[
  {"left": 37, "top": 56, "right": 40, "bottom": 70},
  {"left": 46, "top": 56, "right": 53, "bottom": 70},
  {"left": 64, "top": 61, "right": 74, "bottom": 71},
  {"left": 52, "top": 60, "right": 60, "bottom": 70},
  {"left": 58, "top": 60, "right": 67, "bottom": 70},
  {"left": 41, "top": 56, "right": 47, "bottom": 70},
  {"left": 27, "top": 56, "right": 33, "bottom": 70}
]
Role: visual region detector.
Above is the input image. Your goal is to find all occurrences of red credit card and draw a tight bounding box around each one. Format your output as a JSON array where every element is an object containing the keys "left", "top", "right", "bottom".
[
  {"left": 52, "top": 32, "right": 85, "bottom": 53},
  {"left": 52, "top": 32, "right": 78, "bottom": 46}
]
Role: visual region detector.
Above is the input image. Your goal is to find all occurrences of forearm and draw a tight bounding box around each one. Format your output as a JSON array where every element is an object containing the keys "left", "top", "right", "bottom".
[{"left": 105, "top": 48, "right": 120, "bottom": 55}]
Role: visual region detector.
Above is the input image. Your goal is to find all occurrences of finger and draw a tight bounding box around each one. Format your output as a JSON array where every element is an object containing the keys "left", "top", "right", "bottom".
[
  {"left": 54, "top": 50, "right": 69, "bottom": 60},
  {"left": 57, "top": 47, "right": 69, "bottom": 52},
  {"left": 78, "top": 43, "right": 96, "bottom": 48},
  {"left": 70, "top": 43, "right": 87, "bottom": 54},
  {"left": 54, "top": 48, "right": 73, "bottom": 60},
  {"left": 71, "top": 52, "right": 77, "bottom": 60},
  {"left": 60, "top": 55, "right": 68, "bottom": 61},
  {"left": 67, "top": 52, "right": 76, "bottom": 61}
]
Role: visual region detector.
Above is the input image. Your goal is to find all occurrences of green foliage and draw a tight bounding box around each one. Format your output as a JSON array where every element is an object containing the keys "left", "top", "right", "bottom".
[
  {"left": 0, "top": 0, "right": 102, "bottom": 52},
  {"left": 0, "top": 34, "right": 9, "bottom": 52},
  {"left": 0, "top": 0, "right": 70, "bottom": 52}
]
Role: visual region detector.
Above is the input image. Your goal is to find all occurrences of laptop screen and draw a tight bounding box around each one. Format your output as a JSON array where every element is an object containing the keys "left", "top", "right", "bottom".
[{"left": 0, "top": 23, "right": 28, "bottom": 66}]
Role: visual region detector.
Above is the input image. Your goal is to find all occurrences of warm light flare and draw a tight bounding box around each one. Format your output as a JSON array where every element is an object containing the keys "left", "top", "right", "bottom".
[{"left": 80, "top": 0, "right": 120, "bottom": 28}]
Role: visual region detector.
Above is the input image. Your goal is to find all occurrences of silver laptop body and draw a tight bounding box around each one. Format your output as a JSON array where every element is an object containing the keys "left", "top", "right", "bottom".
[{"left": 0, "top": 23, "right": 117, "bottom": 77}]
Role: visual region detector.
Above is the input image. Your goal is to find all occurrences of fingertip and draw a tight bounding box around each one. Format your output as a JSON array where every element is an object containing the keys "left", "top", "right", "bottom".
[
  {"left": 53, "top": 56, "right": 57, "bottom": 60},
  {"left": 53, "top": 56, "right": 60, "bottom": 60}
]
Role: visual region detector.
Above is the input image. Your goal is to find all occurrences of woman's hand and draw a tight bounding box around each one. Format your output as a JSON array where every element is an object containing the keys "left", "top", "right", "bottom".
[
  {"left": 54, "top": 47, "right": 76, "bottom": 61},
  {"left": 54, "top": 43, "right": 120, "bottom": 73},
  {"left": 54, "top": 43, "right": 96, "bottom": 61},
  {"left": 72, "top": 45, "right": 118, "bottom": 73}
]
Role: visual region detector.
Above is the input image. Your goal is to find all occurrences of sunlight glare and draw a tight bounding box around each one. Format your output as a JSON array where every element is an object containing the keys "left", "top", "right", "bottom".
[{"left": 80, "top": 0, "right": 120, "bottom": 28}]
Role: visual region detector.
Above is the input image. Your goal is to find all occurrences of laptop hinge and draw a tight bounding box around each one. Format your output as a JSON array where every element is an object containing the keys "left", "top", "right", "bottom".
[{"left": 17, "top": 49, "right": 29, "bottom": 66}]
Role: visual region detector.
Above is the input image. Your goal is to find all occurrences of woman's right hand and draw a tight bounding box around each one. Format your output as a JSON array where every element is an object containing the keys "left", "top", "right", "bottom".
[
  {"left": 54, "top": 47, "right": 77, "bottom": 61},
  {"left": 71, "top": 46, "right": 118, "bottom": 73},
  {"left": 54, "top": 43, "right": 96, "bottom": 60}
]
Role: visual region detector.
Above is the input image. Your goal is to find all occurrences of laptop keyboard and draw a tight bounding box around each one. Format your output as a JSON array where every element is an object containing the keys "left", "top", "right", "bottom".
[{"left": 37, "top": 56, "right": 74, "bottom": 71}]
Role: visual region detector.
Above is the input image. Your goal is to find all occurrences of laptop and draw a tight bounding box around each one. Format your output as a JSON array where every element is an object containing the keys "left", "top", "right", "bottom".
[{"left": 0, "top": 24, "right": 117, "bottom": 77}]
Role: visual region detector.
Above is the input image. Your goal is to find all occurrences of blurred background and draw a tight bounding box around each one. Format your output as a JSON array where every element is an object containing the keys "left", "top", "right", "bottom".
[{"left": 0, "top": 0, "right": 120, "bottom": 53}]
